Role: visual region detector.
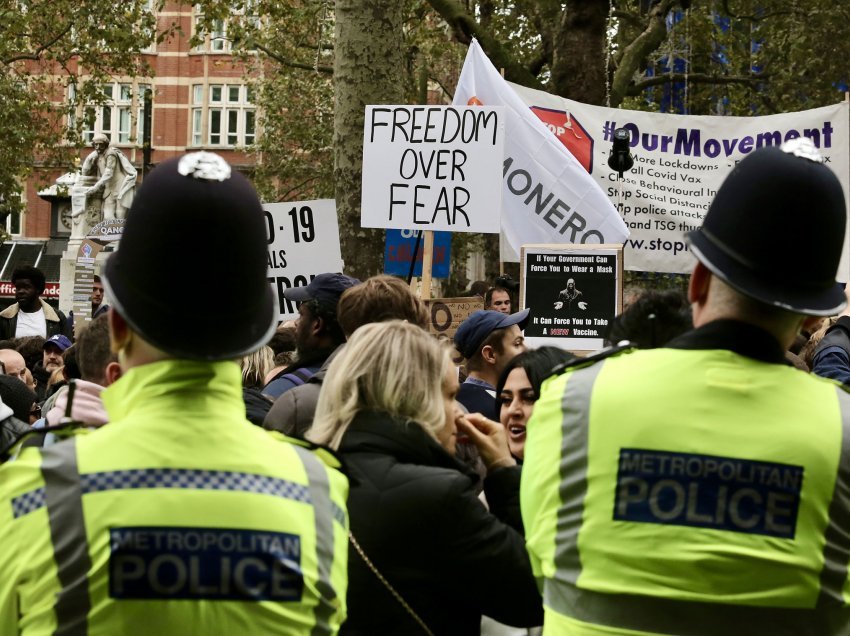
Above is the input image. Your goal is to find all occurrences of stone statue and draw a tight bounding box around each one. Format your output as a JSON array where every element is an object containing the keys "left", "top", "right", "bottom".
[
  {"left": 69, "top": 174, "right": 101, "bottom": 240},
  {"left": 80, "top": 133, "right": 137, "bottom": 221}
]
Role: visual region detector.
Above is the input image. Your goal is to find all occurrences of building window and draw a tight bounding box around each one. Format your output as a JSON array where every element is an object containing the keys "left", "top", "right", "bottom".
[
  {"left": 7, "top": 210, "right": 22, "bottom": 236},
  {"left": 193, "top": 3, "right": 259, "bottom": 54},
  {"left": 73, "top": 82, "right": 151, "bottom": 146},
  {"left": 191, "top": 84, "right": 256, "bottom": 148},
  {"left": 140, "top": 0, "right": 156, "bottom": 53},
  {"left": 1, "top": 193, "right": 22, "bottom": 237},
  {"left": 193, "top": 13, "right": 231, "bottom": 53},
  {"left": 211, "top": 19, "right": 229, "bottom": 52}
]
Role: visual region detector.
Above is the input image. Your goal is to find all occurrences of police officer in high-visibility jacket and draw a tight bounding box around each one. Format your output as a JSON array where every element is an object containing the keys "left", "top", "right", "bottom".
[
  {"left": 521, "top": 138, "right": 850, "bottom": 636},
  {"left": 0, "top": 153, "right": 349, "bottom": 635}
]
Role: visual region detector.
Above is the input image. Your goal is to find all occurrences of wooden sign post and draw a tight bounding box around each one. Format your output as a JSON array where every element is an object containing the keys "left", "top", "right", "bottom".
[{"left": 420, "top": 230, "right": 435, "bottom": 301}]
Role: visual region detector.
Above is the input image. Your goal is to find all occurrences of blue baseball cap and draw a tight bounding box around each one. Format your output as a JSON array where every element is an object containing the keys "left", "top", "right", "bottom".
[
  {"left": 43, "top": 334, "right": 72, "bottom": 352},
  {"left": 454, "top": 309, "right": 530, "bottom": 359},
  {"left": 283, "top": 273, "right": 360, "bottom": 307}
]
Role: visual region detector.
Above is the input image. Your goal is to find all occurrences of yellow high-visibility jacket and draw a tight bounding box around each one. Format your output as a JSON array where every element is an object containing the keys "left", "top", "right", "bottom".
[
  {"left": 522, "top": 324, "right": 850, "bottom": 635},
  {"left": 0, "top": 359, "right": 348, "bottom": 636}
]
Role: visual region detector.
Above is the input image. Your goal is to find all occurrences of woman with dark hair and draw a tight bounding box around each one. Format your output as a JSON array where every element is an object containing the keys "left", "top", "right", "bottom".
[
  {"left": 605, "top": 289, "right": 692, "bottom": 349},
  {"left": 310, "top": 320, "right": 542, "bottom": 635},
  {"left": 496, "top": 347, "right": 576, "bottom": 461}
]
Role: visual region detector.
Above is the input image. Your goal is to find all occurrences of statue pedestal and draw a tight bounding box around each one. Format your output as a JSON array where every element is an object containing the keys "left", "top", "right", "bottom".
[
  {"left": 61, "top": 177, "right": 103, "bottom": 317},
  {"left": 59, "top": 238, "right": 102, "bottom": 324},
  {"left": 59, "top": 220, "right": 125, "bottom": 333}
]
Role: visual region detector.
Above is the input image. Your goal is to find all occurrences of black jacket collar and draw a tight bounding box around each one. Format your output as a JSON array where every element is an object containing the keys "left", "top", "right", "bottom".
[
  {"left": 339, "top": 410, "right": 478, "bottom": 479},
  {"left": 665, "top": 319, "right": 788, "bottom": 365}
]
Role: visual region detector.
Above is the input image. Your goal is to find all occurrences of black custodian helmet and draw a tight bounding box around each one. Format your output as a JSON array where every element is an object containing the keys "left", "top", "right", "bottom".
[
  {"left": 687, "top": 139, "right": 847, "bottom": 316},
  {"left": 102, "top": 152, "right": 276, "bottom": 360}
]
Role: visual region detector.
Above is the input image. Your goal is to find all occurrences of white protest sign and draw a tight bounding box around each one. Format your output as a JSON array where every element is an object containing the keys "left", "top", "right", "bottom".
[
  {"left": 509, "top": 83, "right": 850, "bottom": 279},
  {"left": 453, "top": 40, "right": 630, "bottom": 262},
  {"left": 264, "top": 199, "right": 344, "bottom": 320},
  {"left": 361, "top": 105, "right": 505, "bottom": 233}
]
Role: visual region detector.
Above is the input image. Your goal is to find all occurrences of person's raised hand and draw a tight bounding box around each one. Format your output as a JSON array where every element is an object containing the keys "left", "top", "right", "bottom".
[{"left": 456, "top": 412, "right": 516, "bottom": 472}]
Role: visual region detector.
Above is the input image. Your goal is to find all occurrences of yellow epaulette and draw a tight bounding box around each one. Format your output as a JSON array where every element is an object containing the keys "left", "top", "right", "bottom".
[
  {"left": 265, "top": 429, "right": 345, "bottom": 472},
  {"left": 547, "top": 341, "right": 637, "bottom": 380}
]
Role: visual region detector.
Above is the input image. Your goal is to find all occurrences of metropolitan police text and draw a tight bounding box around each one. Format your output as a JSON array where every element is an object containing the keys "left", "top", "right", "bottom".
[
  {"left": 109, "top": 526, "right": 304, "bottom": 602},
  {"left": 615, "top": 449, "right": 803, "bottom": 539}
]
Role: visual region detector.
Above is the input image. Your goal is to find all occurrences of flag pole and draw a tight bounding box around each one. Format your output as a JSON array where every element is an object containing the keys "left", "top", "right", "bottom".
[
  {"left": 420, "top": 230, "right": 435, "bottom": 300},
  {"left": 499, "top": 66, "right": 506, "bottom": 277}
]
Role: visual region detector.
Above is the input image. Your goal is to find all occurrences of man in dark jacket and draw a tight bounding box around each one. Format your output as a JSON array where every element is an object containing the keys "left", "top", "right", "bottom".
[
  {"left": 0, "top": 399, "right": 29, "bottom": 461},
  {"left": 812, "top": 294, "right": 850, "bottom": 384},
  {"left": 453, "top": 309, "right": 529, "bottom": 420},
  {"left": 0, "top": 267, "right": 70, "bottom": 340},
  {"left": 263, "top": 273, "right": 358, "bottom": 399},
  {"left": 264, "top": 275, "right": 429, "bottom": 438},
  {"left": 67, "top": 274, "right": 111, "bottom": 336}
]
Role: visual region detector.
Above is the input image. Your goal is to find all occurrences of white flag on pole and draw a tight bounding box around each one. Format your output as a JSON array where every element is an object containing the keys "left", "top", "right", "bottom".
[{"left": 453, "top": 39, "right": 629, "bottom": 261}]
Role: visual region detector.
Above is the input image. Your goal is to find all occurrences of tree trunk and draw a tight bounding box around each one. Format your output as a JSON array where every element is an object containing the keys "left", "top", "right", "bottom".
[
  {"left": 549, "top": 0, "right": 610, "bottom": 105},
  {"left": 334, "top": 0, "right": 405, "bottom": 279}
]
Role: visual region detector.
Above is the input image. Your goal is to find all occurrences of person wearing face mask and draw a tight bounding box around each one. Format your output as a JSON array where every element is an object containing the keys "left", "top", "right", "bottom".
[{"left": 310, "top": 320, "right": 542, "bottom": 635}]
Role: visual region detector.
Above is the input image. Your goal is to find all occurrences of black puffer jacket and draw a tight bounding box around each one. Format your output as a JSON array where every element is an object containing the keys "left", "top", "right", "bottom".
[
  {"left": 339, "top": 410, "right": 543, "bottom": 636},
  {"left": 242, "top": 386, "right": 273, "bottom": 427}
]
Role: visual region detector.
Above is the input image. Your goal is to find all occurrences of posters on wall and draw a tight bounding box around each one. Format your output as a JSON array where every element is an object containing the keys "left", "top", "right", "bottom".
[
  {"left": 521, "top": 244, "right": 623, "bottom": 352},
  {"left": 264, "top": 199, "right": 344, "bottom": 321}
]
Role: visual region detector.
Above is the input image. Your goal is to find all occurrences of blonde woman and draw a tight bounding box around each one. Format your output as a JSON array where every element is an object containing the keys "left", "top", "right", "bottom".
[
  {"left": 310, "top": 321, "right": 542, "bottom": 635},
  {"left": 238, "top": 345, "right": 274, "bottom": 425}
]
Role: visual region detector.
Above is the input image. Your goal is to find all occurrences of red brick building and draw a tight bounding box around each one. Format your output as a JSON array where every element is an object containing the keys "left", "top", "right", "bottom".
[{"left": 11, "top": 1, "right": 255, "bottom": 305}]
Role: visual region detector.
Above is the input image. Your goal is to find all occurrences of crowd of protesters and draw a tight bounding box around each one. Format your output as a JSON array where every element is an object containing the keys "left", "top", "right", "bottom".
[{"left": 3, "top": 142, "right": 850, "bottom": 634}]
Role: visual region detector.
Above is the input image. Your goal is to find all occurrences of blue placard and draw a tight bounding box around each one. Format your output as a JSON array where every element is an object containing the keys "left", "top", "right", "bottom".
[
  {"left": 384, "top": 229, "right": 452, "bottom": 278},
  {"left": 614, "top": 448, "right": 803, "bottom": 539}
]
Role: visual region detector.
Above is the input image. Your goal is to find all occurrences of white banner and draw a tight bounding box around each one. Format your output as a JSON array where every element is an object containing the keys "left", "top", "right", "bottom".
[
  {"left": 452, "top": 40, "right": 630, "bottom": 262},
  {"left": 361, "top": 105, "right": 505, "bottom": 233},
  {"left": 510, "top": 83, "right": 850, "bottom": 278},
  {"left": 264, "top": 199, "right": 344, "bottom": 321}
]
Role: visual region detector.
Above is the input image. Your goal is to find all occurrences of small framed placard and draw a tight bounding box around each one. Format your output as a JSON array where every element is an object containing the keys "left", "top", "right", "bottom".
[{"left": 520, "top": 244, "right": 624, "bottom": 353}]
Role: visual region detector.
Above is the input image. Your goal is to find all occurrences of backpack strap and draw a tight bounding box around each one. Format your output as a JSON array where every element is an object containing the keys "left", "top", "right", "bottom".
[{"left": 279, "top": 368, "right": 315, "bottom": 387}]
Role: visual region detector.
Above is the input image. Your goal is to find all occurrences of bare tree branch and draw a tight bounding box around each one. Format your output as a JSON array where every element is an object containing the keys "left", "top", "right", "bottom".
[
  {"left": 297, "top": 42, "right": 334, "bottom": 52},
  {"left": 613, "top": 9, "right": 644, "bottom": 30},
  {"left": 628, "top": 72, "right": 766, "bottom": 94},
  {"left": 425, "top": 0, "right": 545, "bottom": 90},
  {"left": 2, "top": 21, "right": 74, "bottom": 65},
  {"left": 428, "top": 73, "right": 455, "bottom": 101},
  {"left": 610, "top": 0, "right": 678, "bottom": 106},
  {"left": 253, "top": 41, "right": 332, "bottom": 74},
  {"left": 516, "top": 0, "right": 557, "bottom": 73},
  {"left": 280, "top": 175, "right": 321, "bottom": 201}
]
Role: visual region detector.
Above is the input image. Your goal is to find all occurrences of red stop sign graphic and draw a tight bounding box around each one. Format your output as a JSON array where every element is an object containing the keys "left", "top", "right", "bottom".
[{"left": 530, "top": 106, "right": 595, "bottom": 173}]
